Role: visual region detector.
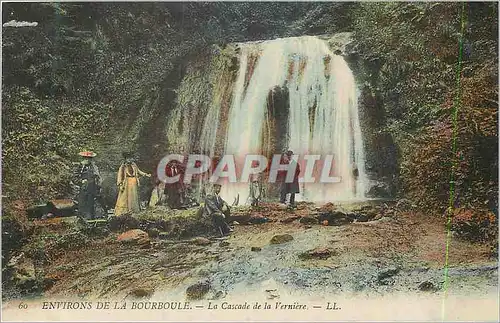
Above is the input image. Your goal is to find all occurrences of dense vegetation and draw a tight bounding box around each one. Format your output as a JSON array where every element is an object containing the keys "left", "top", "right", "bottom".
[
  {"left": 353, "top": 3, "right": 497, "bottom": 210},
  {"left": 2, "top": 2, "right": 498, "bottom": 255}
]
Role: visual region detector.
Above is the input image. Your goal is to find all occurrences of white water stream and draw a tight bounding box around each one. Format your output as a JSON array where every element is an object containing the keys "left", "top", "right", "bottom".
[{"left": 202, "top": 36, "right": 368, "bottom": 203}]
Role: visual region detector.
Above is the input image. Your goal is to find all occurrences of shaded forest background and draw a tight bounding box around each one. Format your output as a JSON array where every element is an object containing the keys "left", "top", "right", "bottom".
[{"left": 2, "top": 3, "right": 498, "bottom": 253}]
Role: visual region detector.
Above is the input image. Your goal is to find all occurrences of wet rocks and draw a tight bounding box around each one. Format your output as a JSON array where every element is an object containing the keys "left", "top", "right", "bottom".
[
  {"left": 298, "top": 247, "right": 336, "bottom": 260},
  {"left": 229, "top": 214, "right": 268, "bottom": 225},
  {"left": 249, "top": 215, "right": 269, "bottom": 224},
  {"left": 270, "top": 234, "right": 294, "bottom": 244},
  {"left": 117, "top": 229, "right": 150, "bottom": 247},
  {"left": 186, "top": 281, "right": 211, "bottom": 300},
  {"left": 377, "top": 266, "right": 401, "bottom": 285},
  {"left": 191, "top": 237, "right": 211, "bottom": 246},
  {"left": 418, "top": 281, "right": 439, "bottom": 292},
  {"left": 299, "top": 216, "right": 318, "bottom": 225}
]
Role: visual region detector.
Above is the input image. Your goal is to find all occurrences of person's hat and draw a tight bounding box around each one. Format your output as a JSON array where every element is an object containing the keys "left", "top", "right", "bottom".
[{"left": 79, "top": 151, "right": 96, "bottom": 158}]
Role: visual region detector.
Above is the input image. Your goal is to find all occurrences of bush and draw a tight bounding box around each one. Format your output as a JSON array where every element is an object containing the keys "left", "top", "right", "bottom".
[
  {"left": 353, "top": 3, "right": 498, "bottom": 212},
  {"left": 451, "top": 208, "right": 498, "bottom": 243}
]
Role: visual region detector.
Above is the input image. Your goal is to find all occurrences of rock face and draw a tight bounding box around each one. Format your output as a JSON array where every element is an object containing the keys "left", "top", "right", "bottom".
[
  {"left": 270, "top": 234, "right": 294, "bottom": 244},
  {"left": 117, "top": 229, "right": 150, "bottom": 247},
  {"left": 318, "top": 211, "right": 353, "bottom": 226}
]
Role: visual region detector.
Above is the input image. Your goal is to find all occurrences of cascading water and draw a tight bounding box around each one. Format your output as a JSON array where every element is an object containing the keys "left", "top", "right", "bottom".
[{"left": 201, "top": 35, "right": 368, "bottom": 203}]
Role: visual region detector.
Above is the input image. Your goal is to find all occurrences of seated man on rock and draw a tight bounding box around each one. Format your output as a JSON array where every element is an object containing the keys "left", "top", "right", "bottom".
[{"left": 203, "top": 183, "right": 233, "bottom": 237}]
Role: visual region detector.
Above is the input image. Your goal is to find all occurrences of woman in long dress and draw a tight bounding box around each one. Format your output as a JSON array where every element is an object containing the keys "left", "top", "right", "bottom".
[{"left": 114, "top": 153, "right": 151, "bottom": 216}]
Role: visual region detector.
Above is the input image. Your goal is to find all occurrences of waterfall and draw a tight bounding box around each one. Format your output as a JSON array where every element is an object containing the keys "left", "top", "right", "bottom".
[{"left": 202, "top": 35, "right": 368, "bottom": 203}]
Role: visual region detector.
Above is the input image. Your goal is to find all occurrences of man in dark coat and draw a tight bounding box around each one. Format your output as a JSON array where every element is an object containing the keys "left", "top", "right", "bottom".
[
  {"left": 352, "top": 163, "right": 359, "bottom": 196},
  {"left": 73, "top": 151, "right": 102, "bottom": 219},
  {"left": 279, "top": 150, "right": 300, "bottom": 207},
  {"left": 164, "top": 160, "right": 186, "bottom": 209},
  {"left": 203, "top": 183, "right": 232, "bottom": 237}
]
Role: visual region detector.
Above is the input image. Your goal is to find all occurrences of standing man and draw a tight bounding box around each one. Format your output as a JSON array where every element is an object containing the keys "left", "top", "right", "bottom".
[
  {"left": 203, "top": 183, "right": 233, "bottom": 237},
  {"left": 164, "top": 160, "right": 186, "bottom": 209},
  {"left": 74, "top": 151, "right": 102, "bottom": 220},
  {"left": 248, "top": 172, "right": 262, "bottom": 207},
  {"left": 352, "top": 163, "right": 359, "bottom": 196},
  {"left": 279, "top": 150, "right": 301, "bottom": 208}
]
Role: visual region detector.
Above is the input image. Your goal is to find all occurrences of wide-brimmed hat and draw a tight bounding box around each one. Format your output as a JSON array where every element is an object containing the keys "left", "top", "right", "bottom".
[{"left": 78, "top": 151, "right": 96, "bottom": 158}]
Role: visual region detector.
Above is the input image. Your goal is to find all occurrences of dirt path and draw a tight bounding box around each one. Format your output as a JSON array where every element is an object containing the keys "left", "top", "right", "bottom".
[{"left": 35, "top": 206, "right": 497, "bottom": 302}]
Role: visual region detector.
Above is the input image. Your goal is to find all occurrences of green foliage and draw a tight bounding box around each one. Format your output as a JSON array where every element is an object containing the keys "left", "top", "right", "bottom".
[
  {"left": 2, "top": 87, "right": 111, "bottom": 206},
  {"left": 2, "top": 2, "right": 497, "bottom": 222},
  {"left": 353, "top": 2, "right": 498, "bottom": 213},
  {"left": 451, "top": 208, "right": 498, "bottom": 243}
]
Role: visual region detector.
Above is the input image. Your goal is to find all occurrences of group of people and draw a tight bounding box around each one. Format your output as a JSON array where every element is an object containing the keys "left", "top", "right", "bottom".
[
  {"left": 72, "top": 151, "right": 152, "bottom": 219},
  {"left": 71, "top": 149, "right": 305, "bottom": 237},
  {"left": 72, "top": 151, "right": 202, "bottom": 219},
  {"left": 149, "top": 159, "right": 191, "bottom": 210}
]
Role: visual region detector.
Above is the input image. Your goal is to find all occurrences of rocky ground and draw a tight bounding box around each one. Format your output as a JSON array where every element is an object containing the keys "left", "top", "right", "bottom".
[{"left": 2, "top": 200, "right": 498, "bottom": 303}]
